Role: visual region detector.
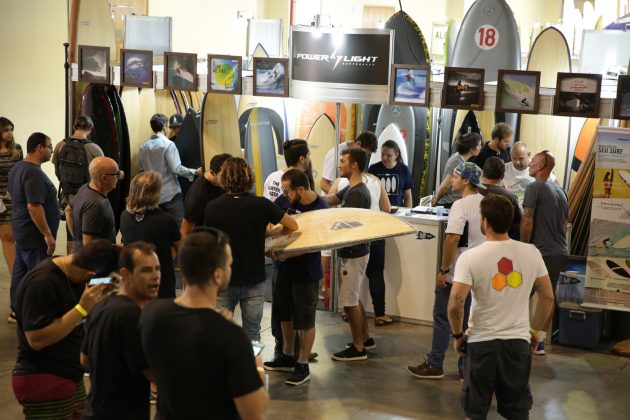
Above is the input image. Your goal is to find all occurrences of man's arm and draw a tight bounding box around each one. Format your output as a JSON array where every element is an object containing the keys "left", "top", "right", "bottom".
[
  {"left": 377, "top": 180, "right": 392, "bottom": 213},
  {"left": 436, "top": 233, "right": 460, "bottom": 287},
  {"left": 531, "top": 274, "right": 554, "bottom": 333},
  {"left": 403, "top": 189, "right": 412, "bottom": 208},
  {"left": 234, "top": 388, "right": 268, "bottom": 420},
  {"left": 432, "top": 174, "right": 452, "bottom": 206},
  {"left": 448, "top": 281, "right": 472, "bottom": 335},
  {"left": 180, "top": 218, "right": 194, "bottom": 241},
  {"left": 64, "top": 205, "right": 74, "bottom": 240},
  {"left": 320, "top": 178, "right": 332, "bottom": 194},
  {"left": 520, "top": 207, "right": 535, "bottom": 243},
  {"left": 165, "top": 143, "right": 198, "bottom": 181},
  {"left": 27, "top": 203, "right": 55, "bottom": 255},
  {"left": 80, "top": 352, "right": 90, "bottom": 369}
]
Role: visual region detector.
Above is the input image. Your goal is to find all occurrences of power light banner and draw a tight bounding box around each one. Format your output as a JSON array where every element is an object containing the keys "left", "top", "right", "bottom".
[
  {"left": 290, "top": 27, "right": 393, "bottom": 103},
  {"left": 584, "top": 127, "right": 630, "bottom": 312}
]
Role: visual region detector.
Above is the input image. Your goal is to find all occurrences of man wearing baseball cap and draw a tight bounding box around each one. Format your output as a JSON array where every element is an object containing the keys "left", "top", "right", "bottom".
[
  {"left": 168, "top": 114, "right": 184, "bottom": 141},
  {"left": 408, "top": 162, "right": 486, "bottom": 380}
]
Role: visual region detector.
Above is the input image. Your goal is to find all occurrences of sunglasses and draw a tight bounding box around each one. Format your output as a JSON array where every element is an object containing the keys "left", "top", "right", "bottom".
[{"left": 191, "top": 226, "right": 227, "bottom": 254}]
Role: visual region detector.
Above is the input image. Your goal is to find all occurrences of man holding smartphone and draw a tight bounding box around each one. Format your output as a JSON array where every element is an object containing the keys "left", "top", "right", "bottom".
[{"left": 81, "top": 242, "right": 161, "bottom": 419}]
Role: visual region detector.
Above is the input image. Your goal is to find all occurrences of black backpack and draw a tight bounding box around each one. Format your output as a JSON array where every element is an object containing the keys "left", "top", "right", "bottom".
[{"left": 57, "top": 137, "right": 90, "bottom": 195}]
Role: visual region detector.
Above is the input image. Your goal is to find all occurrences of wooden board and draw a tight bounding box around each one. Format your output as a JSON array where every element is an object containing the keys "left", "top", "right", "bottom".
[
  {"left": 570, "top": 118, "right": 601, "bottom": 179},
  {"left": 306, "top": 114, "right": 336, "bottom": 195},
  {"left": 244, "top": 108, "right": 278, "bottom": 196},
  {"left": 153, "top": 89, "right": 176, "bottom": 118},
  {"left": 74, "top": 0, "right": 116, "bottom": 61},
  {"left": 200, "top": 93, "right": 241, "bottom": 171},
  {"left": 119, "top": 87, "right": 142, "bottom": 177},
  {"left": 265, "top": 208, "right": 416, "bottom": 254},
  {"left": 295, "top": 102, "right": 347, "bottom": 141}
]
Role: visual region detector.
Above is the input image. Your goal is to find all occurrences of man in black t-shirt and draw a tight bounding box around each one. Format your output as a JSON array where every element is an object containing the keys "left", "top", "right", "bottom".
[
  {"left": 470, "top": 123, "right": 513, "bottom": 170},
  {"left": 12, "top": 240, "right": 119, "bottom": 419},
  {"left": 181, "top": 153, "right": 231, "bottom": 240},
  {"left": 204, "top": 157, "right": 297, "bottom": 341},
  {"left": 140, "top": 231, "right": 268, "bottom": 419},
  {"left": 325, "top": 148, "right": 374, "bottom": 361},
  {"left": 82, "top": 242, "right": 161, "bottom": 420},
  {"left": 263, "top": 169, "right": 329, "bottom": 385}
]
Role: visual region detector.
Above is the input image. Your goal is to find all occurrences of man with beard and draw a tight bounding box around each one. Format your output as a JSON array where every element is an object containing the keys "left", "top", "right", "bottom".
[{"left": 470, "top": 123, "right": 513, "bottom": 170}]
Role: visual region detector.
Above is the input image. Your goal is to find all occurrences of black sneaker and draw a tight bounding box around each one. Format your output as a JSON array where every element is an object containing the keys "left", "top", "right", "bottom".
[
  {"left": 346, "top": 337, "right": 376, "bottom": 350},
  {"left": 286, "top": 363, "right": 310, "bottom": 386},
  {"left": 263, "top": 353, "right": 296, "bottom": 372},
  {"left": 332, "top": 345, "right": 368, "bottom": 361}
]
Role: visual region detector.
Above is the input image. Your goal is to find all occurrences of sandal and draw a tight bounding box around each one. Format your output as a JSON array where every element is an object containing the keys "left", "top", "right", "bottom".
[{"left": 374, "top": 316, "right": 394, "bottom": 326}]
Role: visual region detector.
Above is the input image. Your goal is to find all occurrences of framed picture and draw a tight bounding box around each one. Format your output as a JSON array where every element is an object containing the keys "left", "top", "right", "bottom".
[
  {"left": 164, "top": 52, "right": 197, "bottom": 91},
  {"left": 120, "top": 49, "right": 153, "bottom": 88},
  {"left": 207, "top": 55, "right": 242, "bottom": 95},
  {"left": 614, "top": 75, "right": 630, "bottom": 120},
  {"left": 253, "top": 57, "right": 289, "bottom": 97},
  {"left": 78, "top": 45, "right": 110, "bottom": 84},
  {"left": 441, "top": 67, "right": 485, "bottom": 110},
  {"left": 553, "top": 72, "right": 602, "bottom": 117},
  {"left": 496, "top": 70, "right": 541, "bottom": 114},
  {"left": 389, "top": 64, "right": 430, "bottom": 107}
]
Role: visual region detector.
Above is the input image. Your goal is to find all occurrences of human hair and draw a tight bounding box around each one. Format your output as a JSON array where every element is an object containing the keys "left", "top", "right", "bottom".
[
  {"left": 219, "top": 157, "right": 255, "bottom": 193},
  {"left": 283, "top": 139, "right": 309, "bottom": 167},
  {"left": 179, "top": 231, "right": 230, "bottom": 286},
  {"left": 381, "top": 140, "right": 403, "bottom": 163},
  {"left": 150, "top": 113, "right": 168, "bottom": 133},
  {"left": 456, "top": 132, "right": 482, "bottom": 155},
  {"left": 491, "top": 123, "right": 513, "bottom": 141},
  {"left": 482, "top": 157, "right": 505, "bottom": 180},
  {"left": 73, "top": 115, "right": 94, "bottom": 131},
  {"left": 480, "top": 194, "right": 513, "bottom": 234},
  {"left": 119, "top": 241, "right": 157, "bottom": 272},
  {"left": 72, "top": 239, "right": 121, "bottom": 277},
  {"left": 126, "top": 171, "right": 162, "bottom": 214},
  {"left": 209, "top": 153, "right": 232, "bottom": 174},
  {"left": 342, "top": 147, "right": 369, "bottom": 172},
  {"left": 281, "top": 168, "right": 310, "bottom": 190},
  {"left": 355, "top": 131, "right": 378, "bottom": 153},
  {"left": 26, "top": 132, "right": 49, "bottom": 154},
  {"left": 0, "top": 117, "right": 21, "bottom": 159}
]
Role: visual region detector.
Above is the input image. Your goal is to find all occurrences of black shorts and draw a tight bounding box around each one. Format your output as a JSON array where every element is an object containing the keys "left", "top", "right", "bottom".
[
  {"left": 463, "top": 339, "right": 533, "bottom": 420},
  {"left": 271, "top": 270, "right": 319, "bottom": 330}
]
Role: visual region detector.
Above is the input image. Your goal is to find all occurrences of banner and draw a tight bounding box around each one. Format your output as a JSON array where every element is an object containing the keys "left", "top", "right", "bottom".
[{"left": 584, "top": 127, "right": 630, "bottom": 311}]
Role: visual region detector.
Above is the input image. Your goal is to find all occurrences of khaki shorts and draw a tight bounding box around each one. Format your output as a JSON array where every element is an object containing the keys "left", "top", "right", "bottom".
[{"left": 338, "top": 254, "right": 369, "bottom": 307}]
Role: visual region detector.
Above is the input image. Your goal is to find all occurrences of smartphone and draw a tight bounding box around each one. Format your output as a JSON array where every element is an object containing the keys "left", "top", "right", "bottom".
[
  {"left": 252, "top": 342, "right": 265, "bottom": 357},
  {"left": 88, "top": 276, "right": 115, "bottom": 286}
]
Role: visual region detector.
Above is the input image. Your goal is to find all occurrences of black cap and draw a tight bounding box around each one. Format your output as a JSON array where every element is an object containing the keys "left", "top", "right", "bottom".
[{"left": 169, "top": 114, "right": 184, "bottom": 127}]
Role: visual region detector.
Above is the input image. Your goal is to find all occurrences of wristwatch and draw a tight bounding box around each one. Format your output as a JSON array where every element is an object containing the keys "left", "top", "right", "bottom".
[
  {"left": 451, "top": 331, "right": 464, "bottom": 339},
  {"left": 439, "top": 267, "right": 450, "bottom": 275}
]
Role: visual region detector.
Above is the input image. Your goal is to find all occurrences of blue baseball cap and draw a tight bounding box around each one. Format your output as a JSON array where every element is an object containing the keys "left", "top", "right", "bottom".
[{"left": 454, "top": 162, "right": 486, "bottom": 189}]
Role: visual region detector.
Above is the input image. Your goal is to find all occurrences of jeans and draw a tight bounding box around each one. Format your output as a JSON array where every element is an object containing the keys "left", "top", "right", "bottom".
[
  {"left": 366, "top": 240, "right": 386, "bottom": 317},
  {"left": 427, "top": 283, "right": 471, "bottom": 370},
  {"left": 11, "top": 246, "right": 48, "bottom": 311},
  {"left": 270, "top": 262, "right": 283, "bottom": 344},
  {"left": 543, "top": 254, "right": 567, "bottom": 335},
  {"left": 159, "top": 193, "right": 184, "bottom": 229},
  {"left": 217, "top": 282, "right": 266, "bottom": 341}
]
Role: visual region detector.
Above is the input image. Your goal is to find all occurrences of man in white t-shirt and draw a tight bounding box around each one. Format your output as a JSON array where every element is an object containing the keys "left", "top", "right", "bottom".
[
  {"left": 320, "top": 131, "right": 378, "bottom": 194},
  {"left": 447, "top": 193, "right": 554, "bottom": 420},
  {"left": 408, "top": 162, "right": 486, "bottom": 380},
  {"left": 263, "top": 139, "right": 312, "bottom": 202},
  {"left": 502, "top": 142, "right": 557, "bottom": 208}
]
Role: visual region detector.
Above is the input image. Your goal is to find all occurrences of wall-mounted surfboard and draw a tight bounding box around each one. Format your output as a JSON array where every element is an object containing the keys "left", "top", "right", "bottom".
[
  {"left": 375, "top": 105, "right": 415, "bottom": 166},
  {"left": 173, "top": 109, "right": 202, "bottom": 198},
  {"left": 105, "top": 86, "right": 131, "bottom": 197},
  {"left": 247, "top": 43, "right": 269, "bottom": 71},
  {"left": 295, "top": 102, "right": 347, "bottom": 142},
  {"left": 154, "top": 89, "right": 177, "bottom": 120},
  {"left": 245, "top": 108, "right": 279, "bottom": 196},
  {"left": 306, "top": 114, "right": 336, "bottom": 195},
  {"left": 119, "top": 87, "right": 142, "bottom": 178},
  {"left": 239, "top": 108, "right": 285, "bottom": 166},
  {"left": 73, "top": 0, "right": 116, "bottom": 61},
  {"left": 570, "top": 118, "right": 600, "bottom": 176},
  {"left": 444, "top": 19, "right": 461, "bottom": 66},
  {"left": 200, "top": 93, "right": 241, "bottom": 171},
  {"left": 371, "top": 123, "right": 409, "bottom": 167},
  {"left": 362, "top": 105, "right": 381, "bottom": 133}
]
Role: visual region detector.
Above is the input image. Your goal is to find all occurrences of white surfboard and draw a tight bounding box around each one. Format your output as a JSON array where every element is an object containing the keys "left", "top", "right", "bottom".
[
  {"left": 619, "top": 170, "right": 630, "bottom": 186},
  {"left": 370, "top": 123, "right": 409, "bottom": 167}
]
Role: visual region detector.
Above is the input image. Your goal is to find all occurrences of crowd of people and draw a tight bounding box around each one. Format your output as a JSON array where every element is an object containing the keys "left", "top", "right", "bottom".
[{"left": 0, "top": 113, "right": 567, "bottom": 419}]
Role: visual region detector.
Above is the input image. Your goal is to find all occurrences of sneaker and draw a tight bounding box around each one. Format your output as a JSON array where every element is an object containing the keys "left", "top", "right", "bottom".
[
  {"left": 308, "top": 352, "right": 318, "bottom": 361},
  {"left": 7, "top": 312, "right": 16, "bottom": 324},
  {"left": 332, "top": 345, "right": 368, "bottom": 361},
  {"left": 150, "top": 392, "right": 157, "bottom": 405},
  {"left": 407, "top": 361, "right": 444, "bottom": 379},
  {"left": 534, "top": 341, "right": 545, "bottom": 355},
  {"left": 458, "top": 368, "right": 464, "bottom": 382},
  {"left": 346, "top": 337, "right": 376, "bottom": 350},
  {"left": 286, "top": 363, "right": 310, "bottom": 386},
  {"left": 374, "top": 316, "right": 394, "bottom": 326},
  {"left": 263, "top": 353, "right": 296, "bottom": 372}
]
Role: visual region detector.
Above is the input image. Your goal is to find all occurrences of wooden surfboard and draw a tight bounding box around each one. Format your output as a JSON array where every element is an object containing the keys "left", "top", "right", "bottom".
[
  {"left": 371, "top": 123, "right": 409, "bottom": 167},
  {"left": 74, "top": 0, "right": 116, "bottom": 61},
  {"left": 154, "top": 89, "right": 177, "bottom": 119},
  {"left": 295, "top": 102, "right": 347, "bottom": 141},
  {"left": 200, "top": 92, "right": 241, "bottom": 171},
  {"left": 265, "top": 208, "right": 416, "bottom": 255},
  {"left": 570, "top": 118, "right": 600, "bottom": 179},
  {"left": 244, "top": 108, "right": 278, "bottom": 196},
  {"left": 375, "top": 105, "right": 415, "bottom": 167},
  {"left": 119, "top": 87, "right": 142, "bottom": 177},
  {"left": 306, "top": 114, "right": 336, "bottom": 195}
]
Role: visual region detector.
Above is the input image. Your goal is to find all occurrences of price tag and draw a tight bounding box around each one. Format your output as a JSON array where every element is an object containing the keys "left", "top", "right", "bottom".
[{"left": 476, "top": 24, "right": 499, "bottom": 50}]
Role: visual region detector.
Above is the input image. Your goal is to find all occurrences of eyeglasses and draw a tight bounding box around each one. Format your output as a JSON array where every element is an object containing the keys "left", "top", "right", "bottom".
[
  {"left": 104, "top": 170, "right": 125, "bottom": 180},
  {"left": 191, "top": 226, "right": 227, "bottom": 255}
]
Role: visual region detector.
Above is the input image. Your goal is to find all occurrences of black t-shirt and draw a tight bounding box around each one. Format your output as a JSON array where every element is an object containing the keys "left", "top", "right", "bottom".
[
  {"left": 14, "top": 259, "right": 85, "bottom": 381},
  {"left": 336, "top": 183, "right": 371, "bottom": 258},
  {"left": 82, "top": 294, "right": 149, "bottom": 420},
  {"left": 184, "top": 176, "right": 224, "bottom": 226},
  {"left": 70, "top": 184, "right": 116, "bottom": 253},
  {"left": 469, "top": 142, "right": 511, "bottom": 170},
  {"left": 480, "top": 184, "right": 522, "bottom": 240},
  {"left": 139, "top": 300, "right": 263, "bottom": 420},
  {"left": 274, "top": 194, "right": 329, "bottom": 282},
  {"left": 204, "top": 193, "right": 285, "bottom": 286}
]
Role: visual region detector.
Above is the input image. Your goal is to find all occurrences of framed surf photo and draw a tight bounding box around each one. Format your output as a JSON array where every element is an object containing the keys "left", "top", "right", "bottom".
[
  {"left": 496, "top": 70, "right": 541, "bottom": 115},
  {"left": 441, "top": 67, "right": 485, "bottom": 110},
  {"left": 207, "top": 54, "right": 242, "bottom": 95},
  {"left": 253, "top": 57, "right": 289, "bottom": 98},
  {"left": 164, "top": 52, "right": 197, "bottom": 91},
  {"left": 553, "top": 72, "right": 602, "bottom": 118},
  {"left": 389, "top": 64, "right": 430, "bottom": 107},
  {"left": 120, "top": 49, "right": 153, "bottom": 88},
  {"left": 614, "top": 75, "right": 630, "bottom": 120},
  {"left": 78, "top": 45, "right": 110, "bottom": 84}
]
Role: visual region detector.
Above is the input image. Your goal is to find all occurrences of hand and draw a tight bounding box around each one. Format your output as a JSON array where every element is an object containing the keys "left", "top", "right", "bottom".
[
  {"left": 453, "top": 334, "right": 468, "bottom": 357},
  {"left": 216, "top": 306, "right": 233, "bottom": 321},
  {"left": 194, "top": 167, "right": 202, "bottom": 177},
  {"left": 44, "top": 233, "right": 56, "bottom": 256},
  {"left": 436, "top": 273, "right": 448, "bottom": 288},
  {"left": 431, "top": 197, "right": 437, "bottom": 206},
  {"left": 530, "top": 334, "right": 538, "bottom": 353},
  {"left": 78, "top": 283, "right": 110, "bottom": 313}
]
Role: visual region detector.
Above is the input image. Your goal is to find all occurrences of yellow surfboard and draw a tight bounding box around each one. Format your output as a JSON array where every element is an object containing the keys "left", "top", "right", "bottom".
[
  {"left": 120, "top": 87, "right": 142, "bottom": 177},
  {"left": 306, "top": 114, "right": 336, "bottom": 194}
]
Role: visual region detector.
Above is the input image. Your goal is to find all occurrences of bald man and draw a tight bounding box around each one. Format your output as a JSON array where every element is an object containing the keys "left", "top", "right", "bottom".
[{"left": 66, "top": 157, "right": 123, "bottom": 253}]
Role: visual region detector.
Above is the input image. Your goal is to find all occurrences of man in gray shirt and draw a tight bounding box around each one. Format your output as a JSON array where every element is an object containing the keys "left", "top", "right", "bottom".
[{"left": 139, "top": 114, "right": 201, "bottom": 228}]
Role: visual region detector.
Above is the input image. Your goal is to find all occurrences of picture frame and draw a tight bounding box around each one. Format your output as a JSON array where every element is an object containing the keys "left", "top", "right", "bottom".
[
  {"left": 207, "top": 54, "right": 242, "bottom": 95},
  {"left": 441, "top": 67, "right": 485, "bottom": 110},
  {"left": 614, "top": 75, "right": 630, "bottom": 120},
  {"left": 78, "top": 45, "right": 110, "bottom": 84},
  {"left": 120, "top": 49, "right": 153, "bottom": 88},
  {"left": 496, "top": 70, "right": 541, "bottom": 114},
  {"left": 253, "top": 57, "right": 289, "bottom": 97},
  {"left": 389, "top": 64, "right": 430, "bottom": 107},
  {"left": 553, "top": 72, "right": 602, "bottom": 117},
  {"left": 164, "top": 52, "right": 197, "bottom": 91}
]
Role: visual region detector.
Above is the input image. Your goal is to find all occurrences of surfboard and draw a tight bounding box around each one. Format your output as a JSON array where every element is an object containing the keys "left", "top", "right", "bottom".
[
  {"left": 606, "top": 259, "right": 630, "bottom": 278},
  {"left": 295, "top": 102, "right": 347, "bottom": 141},
  {"left": 200, "top": 92, "right": 241, "bottom": 171},
  {"left": 247, "top": 43, "right": 269, "bottom": 71},
  {"left": 73, "top": 0, "right": 116, "bottom": 61},
  {"left": 444, "top": 19, "right": 461, "bottom": 66},
  {"left": 613, "top": 236, "right": 630, "bottom": 249},
  {"left": 154, "top": 89, "right": 177, "bottom": 119},
  {"left": 375, "top": 105, "right": 415, "bottom": 166},
  {"left": 173, "top": 109, "right": 201, "bottom": 197},
  {"left": 265, "top": 208, "right": 416, "bottom": 255},
  {"left": 362, "top": 104, "right": 381, "bottom": 133},
  {"left": 620, "top": 171, "right": 630, "bottom": 186},
  {"left": 238, "top": 107, "right": 285, "bottom": 154},
  {"left": 244, "top": 108, "right": 278, "bottom": 196},
  {"left": 371, "top": 123, "right": 409, "bottom": 167},
  {"left": 306, "top": 114, "right": 336, "bottom": 195},
  {"left": 570, "top": 118, "right": 600, "bottom": 176}
]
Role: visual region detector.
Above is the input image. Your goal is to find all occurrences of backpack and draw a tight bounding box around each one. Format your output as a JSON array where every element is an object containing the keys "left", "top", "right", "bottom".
[{"left": 57, "top": 137, "right": 90, "bottom": 195}]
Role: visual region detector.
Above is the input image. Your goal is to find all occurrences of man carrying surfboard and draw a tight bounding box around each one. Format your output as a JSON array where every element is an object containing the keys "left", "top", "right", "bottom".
[{"left": 470, "top": 123, "right": 513, "bottom": 170}]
